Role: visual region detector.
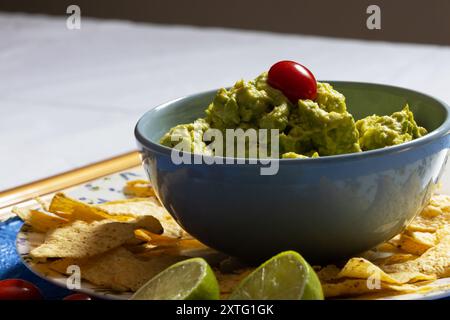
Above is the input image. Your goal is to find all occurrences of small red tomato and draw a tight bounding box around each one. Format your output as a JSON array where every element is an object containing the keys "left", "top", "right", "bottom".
[
  {"left": 63, "top": 293, "right": 92, "bottom": 300},
  {"left": 267, "top": 60, "right": 317, "bottom": 102},
  {"left": 0, "top": 279, "right": 43, "bottom": 300}
]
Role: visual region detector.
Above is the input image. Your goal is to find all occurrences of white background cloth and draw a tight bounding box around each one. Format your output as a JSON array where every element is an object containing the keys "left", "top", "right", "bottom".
[{"left": 0, "top": 13, "right": 449, "bottom": 191}]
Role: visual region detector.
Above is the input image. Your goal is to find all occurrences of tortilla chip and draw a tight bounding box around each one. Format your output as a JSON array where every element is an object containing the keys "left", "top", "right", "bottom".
[
  {"left": 30, "top": 216, "right": 163, "bottom": 258},
  {"left": 99, "top": 197, "right": 160, "bottom": 207},
  {"left": 407, "top": 231, "right": 437, "bottom": 247},
  {"left": 429, "top": 194, "right": 450, "bottom": 212},
  {"left": 34, "top": 197, "right": 49, "bottom": 211},
  {"left": 337, "top": 258, "right": 434, "bottom": 284},
  {"left": 133, "top": 229, "right": 197, "bottom": 246},
  {"left": 406, "top": 201, "right": 449, "bottom": 232},
  {"left": 133, "top": 229, "right": 207, "bottom": 258},
  {"left": 134, "top": 229, "right": 153, "bottom": 242},
  {"left": 375, "top": 242, "right": 402, "bottom": 253},
  {"left": 123, "top": 180, "right": 156, "bottom": 198},
  {"left": 436, "top": 225, "right": 450, "bottom": 241},
  {"left": 389, "top": 234, "right": 431, "bottom": 255},
  {"left": 99, "top": 198, "right": 185, "bottom": 238},
  {"left": 382, "top": 232, "right": 450, "bottom": 277},
  {"left": 373, "top": 253, "right": 418, "bottom": 266},
  {"left": 383, "top": 229, "right": 450, "bottom": 278},
  {"left": 322, "top": 279, "right": 426, "bottom": 298},
  {"left": 49, "top": 193, "right": 136, "bottom": 222},
  {"left": 13, "top": 207, "right": 69, "bottom": 233},
  {"left": 50, "top": 247, "right": 184, "bottom": 292},
  {"left": 47, "top": 258, "right": 82, "bottom": 274}
]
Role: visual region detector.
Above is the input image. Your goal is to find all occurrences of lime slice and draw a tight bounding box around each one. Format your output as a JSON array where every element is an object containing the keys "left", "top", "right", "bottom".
[
  {"left": 131, "top": 258, "right": 219, "bottom": 300},
  {"left": 228, "top": 251, "right": 324, "bottom": 300}
]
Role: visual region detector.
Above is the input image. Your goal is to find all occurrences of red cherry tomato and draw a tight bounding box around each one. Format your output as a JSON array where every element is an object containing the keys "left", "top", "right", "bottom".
[
  {"left": 0, "top": 279, "right": 43, "bottom": 300},
  {"left": 63, "top": 293, "right": 92, "bottom": 300},
  {"left": 267, "top": 60, "right": 317, "bottom": 103}
]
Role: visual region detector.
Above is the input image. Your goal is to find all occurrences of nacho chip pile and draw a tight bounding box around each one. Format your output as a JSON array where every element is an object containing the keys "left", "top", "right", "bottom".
[
  {"left": 315, "top": 194, "right": 450, "bottom": 298},
  {"left": 12, "top": 180, "right": 450, "bottom": 299}
]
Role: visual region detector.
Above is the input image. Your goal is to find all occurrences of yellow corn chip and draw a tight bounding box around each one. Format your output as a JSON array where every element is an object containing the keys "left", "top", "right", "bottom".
[
  {"left": 49, "top": 193, "right": 135, "bottom": 222},
  {"left": 406, "top": 201, "right": 449, "bottom": 232},
  {"left": 375, "top": 242, "right": 402, "bottom": 253},
  {"left": 337, "top": 258, "right": 434, "bottom": 284},
  {"left": 407, "top": 231, "right": 437, "bottom": 247},
  {"left": 13, "top": 207, "right": 69, "bottom": 233},
  {"left": 134, "top": 229, "right": 206, "bottom": 258},
  {"left": 373, "top": 253, "right": 418, "bottom": 266},
  {"left": 47, "top": 258, "right": 82, "bottom": 274},
  {"left": 34, "top": 197, "right": 49, "bottom": 211},
  {"left": 99, "top": 197, "right": 160, "bottom": 206},
  {"left": 99, "top": 198, "right": 184, "bottom": 238},
  {"left": 323, "top": 279, "right": 427, "bottom": 298},
  {"left": 134, "top": 229, "right": 153, "bottom": 242},
  {"left": 382, "top": 232, "right": 450, "bottom": 277},
  {"left": 429, "top": 194, "right": 450, "bottom": 212},
  {"left": 123, "top": 179, "right": 156, "bottom": 198},
  {"left": 49, "top": 247, "right": 184, "bottom": 292},
  {"left": 389, "top": 234, "right": 431, "bottom": 255}
]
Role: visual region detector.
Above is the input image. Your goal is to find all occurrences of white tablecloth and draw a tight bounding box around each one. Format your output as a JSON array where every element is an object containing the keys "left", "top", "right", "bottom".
[{"left": 0, "top": 13, "right": 449, "bottom": 191}]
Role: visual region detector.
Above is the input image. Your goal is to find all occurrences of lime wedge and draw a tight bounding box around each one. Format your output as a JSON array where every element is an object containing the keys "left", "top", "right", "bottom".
[
  {"left": 228, "top": 251, "right": 324, "bottom": 300},
  {"left": 131, "top": 258, "right": 219, "bottom": 300}
]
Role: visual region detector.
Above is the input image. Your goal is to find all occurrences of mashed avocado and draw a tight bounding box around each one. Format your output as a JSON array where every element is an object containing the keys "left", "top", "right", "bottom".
[
  {"left": 160, "top": 73, "right": 427, "bottom": 158},
  {"left": 356, "top": 105, "right": 427, "bottom": 151}
]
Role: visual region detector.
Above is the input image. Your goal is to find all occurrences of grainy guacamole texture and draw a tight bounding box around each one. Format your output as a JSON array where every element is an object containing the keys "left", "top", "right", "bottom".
[{"left": 160, "top": 73, "right": 427, "bottom": 158}]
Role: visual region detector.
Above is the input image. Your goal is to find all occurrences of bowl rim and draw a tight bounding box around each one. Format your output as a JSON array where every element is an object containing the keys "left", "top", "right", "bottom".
[{"left": 135, "top": 81, "right": 450, "bottom": 164}]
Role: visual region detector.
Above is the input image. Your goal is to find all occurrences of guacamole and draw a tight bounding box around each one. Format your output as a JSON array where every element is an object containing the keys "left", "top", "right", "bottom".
[
  {"left": 160, "top": 72, "right": 427, "bottom": 158},
  {"left": 356, "top": 105, "right": 427, "bottom": 151}
]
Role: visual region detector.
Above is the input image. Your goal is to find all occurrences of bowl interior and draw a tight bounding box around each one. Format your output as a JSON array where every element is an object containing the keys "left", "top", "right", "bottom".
[{"left": 137, "top": 82, "right": 448, "bottom": 145}]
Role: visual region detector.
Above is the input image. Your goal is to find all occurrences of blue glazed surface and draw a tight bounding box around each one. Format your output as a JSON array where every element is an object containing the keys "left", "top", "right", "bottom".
[{"left": 135, "top": 82, "right": 450, "bottom": 263}]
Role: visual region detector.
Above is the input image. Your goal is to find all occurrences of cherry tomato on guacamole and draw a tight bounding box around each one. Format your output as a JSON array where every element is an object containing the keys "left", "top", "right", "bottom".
[
  {"left": 0, "top": 279, "right": 43, "bottom": 300},
  {"left": 63, "top": 293, "right": 92, "bottom": 300},
  {"left": 267, "top": 60, "right": 317, "bottom": 102}
]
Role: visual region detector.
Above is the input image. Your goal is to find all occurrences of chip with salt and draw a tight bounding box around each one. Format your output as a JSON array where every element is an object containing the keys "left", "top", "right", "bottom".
[
  {"left": 407, "top": 231, "right": 437, "bottom": 248},
  {"left": 49, "top": 247, "right": 184, "bottom": 292},
  {"left": 389, "top": 234, "right": 431, "bottom": 255},
  {"left": 30, "top": 215, "right": 163, "bottom": 259},
  {"left": 406, "top": 201, "right": 449, "bottom": 232},
  {"left": 382, "top": 229, "right": 450, "bottom": 278}
]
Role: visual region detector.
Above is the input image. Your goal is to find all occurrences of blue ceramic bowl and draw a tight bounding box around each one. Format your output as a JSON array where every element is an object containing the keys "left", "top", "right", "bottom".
[{"left": 135, "top": 82, "right": 450, "bottom": 263}]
